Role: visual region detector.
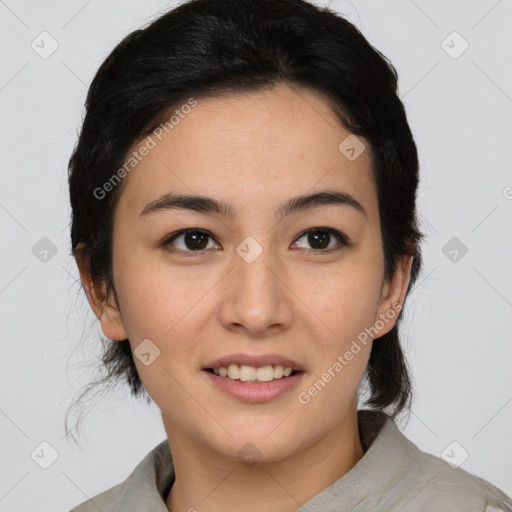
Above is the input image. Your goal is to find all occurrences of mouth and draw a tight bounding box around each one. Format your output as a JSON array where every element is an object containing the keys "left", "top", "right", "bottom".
[
  {"left": 202, "top": 364, "right": 305, "bottom": 402},
  {"left": 201, "top": 354, "right": 306, "bottom": 401}
]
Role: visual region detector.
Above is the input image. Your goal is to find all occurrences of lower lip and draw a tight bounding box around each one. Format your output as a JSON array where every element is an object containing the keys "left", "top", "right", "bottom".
[{"left": 203, "top": 370, "right": 305, "bottom": 403}]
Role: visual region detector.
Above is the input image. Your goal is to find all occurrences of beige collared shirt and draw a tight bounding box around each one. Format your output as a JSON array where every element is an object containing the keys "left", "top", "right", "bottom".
[{"left": 70, "top": 409, "right": 512, "bottom": 511}]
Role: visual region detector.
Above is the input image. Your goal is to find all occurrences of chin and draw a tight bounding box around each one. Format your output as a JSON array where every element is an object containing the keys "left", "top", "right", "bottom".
[{"left": 204, "top": 421, "right": 311, "bottom": 464}]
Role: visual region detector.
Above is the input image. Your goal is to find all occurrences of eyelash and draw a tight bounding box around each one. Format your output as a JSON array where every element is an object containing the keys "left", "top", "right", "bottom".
[{"left": 161, "top": 227, "right": 351, "bottom": 257}]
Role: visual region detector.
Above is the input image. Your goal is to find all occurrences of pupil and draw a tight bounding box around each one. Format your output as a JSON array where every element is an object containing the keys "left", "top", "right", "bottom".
[
  {"left": 185, "top": 232, "right": 208, "bottom": 250},
  {"left": 309, "top": 230, "right": 329, "bottom": 250}
]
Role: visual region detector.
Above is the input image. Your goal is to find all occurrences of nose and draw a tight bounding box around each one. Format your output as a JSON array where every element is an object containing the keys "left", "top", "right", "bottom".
[{"left": 217, "top": 238, "right": 294, "bottom": 337}]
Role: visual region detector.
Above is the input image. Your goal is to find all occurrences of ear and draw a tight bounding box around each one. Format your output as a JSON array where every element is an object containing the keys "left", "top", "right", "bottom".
[
  {"left": 74, "top": 244, "right": 129, "bottom": 342},
  {"left": 372, "top": 252, "right": 414, "bottom": 338}
]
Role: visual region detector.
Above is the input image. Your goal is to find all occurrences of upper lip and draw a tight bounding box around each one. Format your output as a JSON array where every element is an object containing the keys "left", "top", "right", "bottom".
[{"left": 204, "top": 353, "right": 305, "bottom": 372}]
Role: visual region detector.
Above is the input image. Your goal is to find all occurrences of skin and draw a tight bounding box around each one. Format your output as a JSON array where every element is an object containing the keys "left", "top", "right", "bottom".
[{"left": 76, "top": 82, "right": 413, "bottom": 512}]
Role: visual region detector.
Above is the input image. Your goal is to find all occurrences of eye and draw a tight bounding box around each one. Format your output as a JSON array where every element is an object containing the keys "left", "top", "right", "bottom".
[
  {"left": 162, "top": 227, "right": 350, "bottom": 256},
  {"left": 163, "top": 229, "right": 219, "bottom": 255},
  {"left": 292, "top": 227, "right": 350, "bottom": 254}
]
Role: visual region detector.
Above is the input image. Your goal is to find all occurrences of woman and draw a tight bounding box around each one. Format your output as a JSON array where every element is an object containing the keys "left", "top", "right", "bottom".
[{"left": 67, "top": 0, "right": 512, "bottom": 510}]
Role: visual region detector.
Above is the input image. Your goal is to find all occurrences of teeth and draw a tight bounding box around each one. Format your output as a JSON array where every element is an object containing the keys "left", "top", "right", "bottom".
[
  {"left": 273, "top": 365, "right": 284, "bottom": 379},
  {"left": 212, "top": 364, "right": 296, "bottom": 382},
  {"left": 239, "top": 365, "right": 256, "bottom": 382},
  {"left": 255, "top": 366, "right": 274, "bottom": 382},
  {"left": 227, "top": 364, "right": 240, "bottom": 380}
]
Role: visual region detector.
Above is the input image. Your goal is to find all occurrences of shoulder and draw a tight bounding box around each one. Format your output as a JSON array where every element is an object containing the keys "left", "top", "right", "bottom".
[
  {"left": 395, "top": 449, "right": 512, "bottom": 511},
  {"left": 355, "top": 410, "right": 512, "bottom": 511},
  {"left": 69, "top": 482, "right": 123, "bottom": 512},
  {"left": 68, "top": 439, "right": 173, "bottom": 512},
  {"left": 386, "top": 425, "right": 511, "bottom": 511}
]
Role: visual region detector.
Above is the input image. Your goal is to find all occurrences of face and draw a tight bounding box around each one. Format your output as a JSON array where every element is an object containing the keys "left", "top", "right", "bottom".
[{"left": 82, "top": 83, "right": 411, "bottom": 463}]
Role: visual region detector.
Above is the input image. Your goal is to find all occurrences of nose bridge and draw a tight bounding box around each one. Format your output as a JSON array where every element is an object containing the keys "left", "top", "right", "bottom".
[
  {"left": 234, "top": 234, "right": 280, "bottom": 297},
  {"left": 220, "top": 233, "right": 291, "bottom": 333}
]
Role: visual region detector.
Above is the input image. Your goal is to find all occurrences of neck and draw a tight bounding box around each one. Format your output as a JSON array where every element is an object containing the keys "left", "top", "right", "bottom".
[{"left": 164, "top": 411, "right": 364, "bottom": 512}]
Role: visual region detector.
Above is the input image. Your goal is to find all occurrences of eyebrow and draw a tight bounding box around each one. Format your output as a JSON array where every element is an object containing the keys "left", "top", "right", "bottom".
[{"left": 139, "top": 190, "right": 367, "bottom": 219}]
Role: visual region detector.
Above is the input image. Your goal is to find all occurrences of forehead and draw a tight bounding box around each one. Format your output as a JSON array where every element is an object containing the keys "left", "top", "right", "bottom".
[{"left": 116, "top": 83, "right": 377, "bottom": 221}]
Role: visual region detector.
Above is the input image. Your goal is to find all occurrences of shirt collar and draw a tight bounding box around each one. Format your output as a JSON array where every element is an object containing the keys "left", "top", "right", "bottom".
[{"left": 297, "top": 409, "right": 410, "bottom": 511}]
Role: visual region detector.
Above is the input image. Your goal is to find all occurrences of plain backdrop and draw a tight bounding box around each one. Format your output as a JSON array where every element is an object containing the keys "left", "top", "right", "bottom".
[{"left": 0, "top": 1, "right": 511, "bottom": 510}]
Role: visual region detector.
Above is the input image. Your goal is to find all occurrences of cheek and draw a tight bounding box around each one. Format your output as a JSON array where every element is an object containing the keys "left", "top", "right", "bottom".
[
  {"left": 113, "top": 246, "right": 215, "bottom": 338},
  {"left": 295, "top": 255, "right": 384, "bottom": 344}
]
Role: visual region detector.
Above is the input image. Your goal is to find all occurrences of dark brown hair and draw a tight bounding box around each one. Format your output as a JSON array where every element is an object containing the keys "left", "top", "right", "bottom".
[{"left": 66, "top": 0, "right": 423, "bottom": 441}]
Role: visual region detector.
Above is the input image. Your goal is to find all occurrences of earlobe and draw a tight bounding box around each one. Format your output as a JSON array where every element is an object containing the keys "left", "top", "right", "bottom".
[
  {"left": 97, "top": 300, "right": 129, "bottom": 342},
  {"left": 74, "top": 245, "right": 129, "bottom": 342}
]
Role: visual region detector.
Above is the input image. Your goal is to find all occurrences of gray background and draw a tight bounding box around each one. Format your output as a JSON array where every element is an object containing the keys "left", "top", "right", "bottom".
[{"left": 0, "top": 0, "right": 511, "bottom": 510}]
